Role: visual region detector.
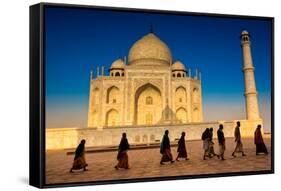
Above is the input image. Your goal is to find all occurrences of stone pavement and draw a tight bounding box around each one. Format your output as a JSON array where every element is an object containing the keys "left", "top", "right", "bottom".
[{"left": 46, "top": 137, "right": 271, "bottom": 184}]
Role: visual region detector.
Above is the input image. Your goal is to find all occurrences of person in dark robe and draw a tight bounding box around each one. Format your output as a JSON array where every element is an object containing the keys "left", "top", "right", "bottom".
[
  {"left": 160, "top": 130, "right": 174, "bottom": 164},
  {"left": 208, "top": 127, "right": 219, "bottom": 159},
  {"left": 254, "top": 124, "right": 268, "bottom": 155},
  {"left": 202, "top": 128, "right": 211, "bottom": 160},
  {"left": 70, "top": 139, "right": 88, "bottom": 173},
  {"left": 176, "top": 132, "right": 189, "bottom": 161},
  {"left": 232, "top": 121, "right": 246, "bottom": 157},
  {"left": 115, "top": 133, "right": 130, "bottom": 170},
  {"left": 217, "top": 124, "right": 226, "bottom": 160}
]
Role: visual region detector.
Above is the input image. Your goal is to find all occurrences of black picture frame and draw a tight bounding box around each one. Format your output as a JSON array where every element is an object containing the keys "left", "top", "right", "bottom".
[{"left": 29, "top": 2, "right": 274, "bottom": 188}]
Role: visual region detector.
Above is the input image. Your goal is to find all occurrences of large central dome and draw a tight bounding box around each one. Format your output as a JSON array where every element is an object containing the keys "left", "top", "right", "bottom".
[{"left": 128, "top": 33, "right": 172, "bottom": 66}]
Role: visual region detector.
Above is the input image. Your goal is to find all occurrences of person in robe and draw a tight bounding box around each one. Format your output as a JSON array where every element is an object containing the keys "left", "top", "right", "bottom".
[
  {"left": 160, "top": 130, "right": 174, "bottom": 164},
  {"left": 208, "top": 127, "right": 219, "bottom": 159},
  {"left": 115, "top": 133, "right": 130, "bottom": 170},
  {"left": 201, "top": 128, "right": 211, "bottom": 160},
  {"left": 176, "top": 132, "right": 189, "bottom": 161},
  {"left": 217, "top": 124, "right": 226, "bottom": 160},
  {"left": 254, "top": 124, "right": 268, "bottom": 155},
  {"left": 232, "top": 121, "right": 246, "bottom": 157},
  {"left": 69, "top": 139, "right": 88, "bottom": 173}
]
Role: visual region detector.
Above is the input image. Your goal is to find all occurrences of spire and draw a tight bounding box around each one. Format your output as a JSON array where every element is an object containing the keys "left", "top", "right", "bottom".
[
  {"left": 90, "top": 70, "right": 93, "bottom": 80},
  {"left": 97, "top": 67, "right": 100, "bottom": 76},
  {"left": 101, "top": 66, "right": 104, "bottom": 76},
  {"left": 150, "top": 23, "right": 153, "bottom": 33},
  {"left": 124, "top": 56, "right": 127, "bottom": 64}
]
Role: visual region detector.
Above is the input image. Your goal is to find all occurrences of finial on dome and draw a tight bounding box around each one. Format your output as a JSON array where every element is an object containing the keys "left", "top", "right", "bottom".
[
  {"left": 241, "top": 30, "right": 249, "bottom": 35},
  {"left": 150, "top": 23, "right": 153, "bottom": 33}
]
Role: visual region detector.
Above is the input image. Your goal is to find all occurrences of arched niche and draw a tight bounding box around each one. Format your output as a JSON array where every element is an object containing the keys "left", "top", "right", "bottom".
[
  {"left": 106, "top": 86, "right": 120, "bottom": 104},
  {"left": 105, "top": 109, "right": 119, "bottom": 126},
  {"left": 192, "top": 87, "right": 199, "bottom": 104},
  {"left": 193, "top": 107, "right": 200, "bottom": 122},
  {"left": 134, "top": 83, "right": 162, "bottom": 125},
  {"left": 115, "top": 72, "right": 120, "bottom": 76},
  {"left": 175, "top": 86, "right": 187, "bottom": 104},
  {"left": 176, "top": 107, "right": 187, "bottom": 123}
]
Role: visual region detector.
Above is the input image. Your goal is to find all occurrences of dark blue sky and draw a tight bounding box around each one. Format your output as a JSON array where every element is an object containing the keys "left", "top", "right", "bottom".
[{"left": 45, "top": 7, "right": 272, "bottom": 131}]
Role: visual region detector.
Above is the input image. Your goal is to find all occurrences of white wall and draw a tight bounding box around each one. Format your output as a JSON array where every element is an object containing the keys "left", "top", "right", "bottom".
[{"left": 46, "top": 120, "right": 261, "bottom": 150}]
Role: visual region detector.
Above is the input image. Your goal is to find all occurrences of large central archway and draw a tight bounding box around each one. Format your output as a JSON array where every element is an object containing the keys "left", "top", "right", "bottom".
[{"left": 134, "top": 83, "right": 162, "bottom": 125}]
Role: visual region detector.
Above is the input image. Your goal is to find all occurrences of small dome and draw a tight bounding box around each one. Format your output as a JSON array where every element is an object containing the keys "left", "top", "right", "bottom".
[
  {"left": 128, "top": 33, "right": 172, "bottom": 66},
  {"left": 111, "top": 59, "right": 125, "bottom": 69},
  {"left": 171, "top": 61, "right": 186, "bottom": 71},
  {"left": 241, "top": 30, "right": 249, "bottom": 35}
]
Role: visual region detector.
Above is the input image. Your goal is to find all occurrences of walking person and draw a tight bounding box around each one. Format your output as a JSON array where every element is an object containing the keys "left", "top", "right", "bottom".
[
  {"left": 232, "top": 121, "right": 246, "bottom": 157},
  {"left": 208, "top": 127, "right": 219, "bottom": 159},
  {"left": 176, "top": 132, "right": 189, "bottom": 161},
  {"left": 70, "top": 139, "right": 88, "bottom": 173},
  {"left": 201, "top": 128, "right": 211, "bottom": 160},
  {"left": 115, "top": 133, "right": 130, "bottom": 170},
  {"left": 217, "top": 124, "right": 226, "bottom": 160},
  {"left": 254, "top": 125, "right": 268, "bottom": 155},
  {"left": 160, "top": 130, "right": 174, "bottom": 165}
]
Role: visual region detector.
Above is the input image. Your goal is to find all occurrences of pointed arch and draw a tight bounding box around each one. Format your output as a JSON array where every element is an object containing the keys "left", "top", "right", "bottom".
[
  {"left": 135, "top": 135, "right": 140, "bottom": 143},
  {"left": 175, "top": 86, "right": 187, "bottom": 104},
  {"left": 106, "top": 86, "right": 120, "bottom": 104},
  {"left": 142, "top": 135, "right": 148, "bottom": 143},
  {"left": 193, "top": 107, "right": 199, "bottom": 122},
  {"left": 150, "top": 134, "right": 155, "bottom": 142},
  {"left": 176, "top": 107, "right": 187, "bottom": 123},
  {"left": 105, "top": 108, "right": 119, "bottom": 126},
  {"left": 134, "top": 83, "right": 162, "bottom": 125},
  {"left": 192, "top": 87, "right": 199, "bottom": 104}
]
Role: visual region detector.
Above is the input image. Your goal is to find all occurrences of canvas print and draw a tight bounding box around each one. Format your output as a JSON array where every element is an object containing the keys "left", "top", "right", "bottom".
[{"left": 44, "top": 5, "right": 273, "bottom": 186}]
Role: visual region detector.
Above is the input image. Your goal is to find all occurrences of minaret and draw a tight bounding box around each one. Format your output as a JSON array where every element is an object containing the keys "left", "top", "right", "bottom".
[{"left": 240, "top": 30, "right": 260, "bottom": 120}]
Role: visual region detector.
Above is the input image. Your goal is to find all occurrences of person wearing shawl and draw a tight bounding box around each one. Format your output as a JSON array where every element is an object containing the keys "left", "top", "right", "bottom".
[
  {"left": 232, "top": 121, "right": 246, "bottom": 157},
  {"left": 208, "top": 127, "right": 219, "bottom": 159},
  {"left": 201, "top": 128, "right": 211, "bottom": 160},
  {"left": 70, "top": 139, "right": 88, "bottom": 173},
  {"left": 115, "top": 133, "right": 130, "bottom": 170},
  {"left": 176, "top": 132, "right": 189, "bottom": 161},
  {"left": 160, "top": 130, "right": 174, "bottom": 165},
  {"left": 217, "top": 124, "right": 226, "bottom": 160},
  {"left": 254, "top": 124, "right": 268, "bottom": 155}
]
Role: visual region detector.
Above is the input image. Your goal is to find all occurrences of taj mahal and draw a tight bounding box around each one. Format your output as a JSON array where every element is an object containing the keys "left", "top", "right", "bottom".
[
  {"left": 87, "top": 32, "right": 203, "bottom": 128},
  {"left": 46, "top": 30, "right": 263, "bottom": 150}
]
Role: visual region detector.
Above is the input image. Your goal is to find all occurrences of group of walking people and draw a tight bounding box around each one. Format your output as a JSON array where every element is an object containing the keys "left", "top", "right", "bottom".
[
  {"left": 69, "top": 122, "right": 268, "bottom": 172},
  {"left": 201, "top": 122, "right": 246, "bottom": 161}
]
